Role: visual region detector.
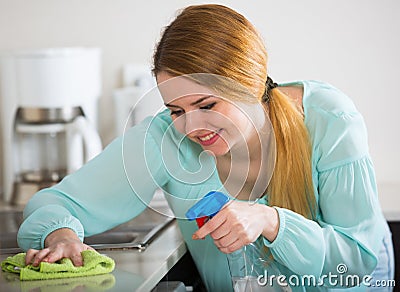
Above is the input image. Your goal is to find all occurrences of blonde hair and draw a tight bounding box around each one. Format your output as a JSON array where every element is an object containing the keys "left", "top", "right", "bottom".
[
  {"left": 153, "top": 4, "right": 316, "bottom": 219},
  {"left": 267, "top": 89, "right": 316, "bottom": 219}
]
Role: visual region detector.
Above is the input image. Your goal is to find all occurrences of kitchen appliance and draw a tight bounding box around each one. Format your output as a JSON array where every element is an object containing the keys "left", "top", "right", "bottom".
[
  {"left": 113, "top": 64, "right": 161, "bottom": 137},
  {"left": 0, "top": 47, "right": 103, "bottom": 204}
]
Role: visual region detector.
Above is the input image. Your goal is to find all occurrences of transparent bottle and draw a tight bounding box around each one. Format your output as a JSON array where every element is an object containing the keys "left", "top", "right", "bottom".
[
  {"left": 227, "top": 239, "right": 292, "bottom": 292},
  {"left": 185, "top": 192, "right": 292, "bottom": 291}
]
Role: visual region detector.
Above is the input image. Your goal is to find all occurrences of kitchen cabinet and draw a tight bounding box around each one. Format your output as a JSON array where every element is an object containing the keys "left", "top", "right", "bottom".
[
  {"left": 378, "top": 182, "right": 400, "bottom": 284},
  {"left": 157, "top": 252, "right": 206, "bottom": 291}
]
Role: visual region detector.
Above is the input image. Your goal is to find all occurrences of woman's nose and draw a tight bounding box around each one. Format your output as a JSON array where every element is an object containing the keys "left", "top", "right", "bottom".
[{"left": 184, "top": 110, "right": 206, "bottom": 135}]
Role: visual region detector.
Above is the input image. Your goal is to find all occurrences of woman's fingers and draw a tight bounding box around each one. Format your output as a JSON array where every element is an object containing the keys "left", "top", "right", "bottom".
[
  {"left": 41, "top": 247, "right": 65, "bottom": 264},
  {"left": 85, "top": 244, "right": 96, "bottom": 251},
  {"left": 25, "top": 242, "right": 94, "bottom": 267},
  {"left": 22, "top": 230, "right": 96, "bottom": 268},
  {"left": 191, "top": 201, "right": 271, "bottom": 254},
  {"left": 69, "top": 253, "right": 83, "bottom": 266},
  {"left": 59, "top": 242, "right": 90, "bottom": 266},
  {"left": 219, "top": 239, "right": 243, "bottom": 254},
  {"left": 31, "top": 248, "right": 51, "bottom": 266},
  {"left": 25, "top": 249, "right": 39, "bottom": 265},
  {"left": 67, "top": 244, "right": 95, "bottom": 266},
  {"left": 210, "top": 223, "right": 230, "bottom": 240},
  {"left": 214, "top": 232, "right": 237, "bottom": 249},
  {"left": 192, "top": 211, "right": 227, "bottom": 239}
]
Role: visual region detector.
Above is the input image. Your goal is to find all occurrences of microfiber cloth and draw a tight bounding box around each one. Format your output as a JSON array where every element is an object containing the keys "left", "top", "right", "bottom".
[{"left": 1, "top": 250, "right": 115, "bottom": 281}]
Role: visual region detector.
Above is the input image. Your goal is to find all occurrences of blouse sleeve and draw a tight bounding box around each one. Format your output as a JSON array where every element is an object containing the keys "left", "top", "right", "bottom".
[
  {"left": 263, "top": 105, "right": 387, "bottom": 283},
  {"left": 17, "top": 115, "right": 169, "bottom": 251}
]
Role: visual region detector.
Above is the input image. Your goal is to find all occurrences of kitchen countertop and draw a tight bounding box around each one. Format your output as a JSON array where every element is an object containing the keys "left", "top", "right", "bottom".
[{"left": 0, "top": 219, "right": 187, "bottom": 291}]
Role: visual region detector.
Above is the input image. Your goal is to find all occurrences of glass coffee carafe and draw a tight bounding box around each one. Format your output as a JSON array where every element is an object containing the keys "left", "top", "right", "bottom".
[{"left": 12, "top": 107, "right": 102, "bottom": 205}]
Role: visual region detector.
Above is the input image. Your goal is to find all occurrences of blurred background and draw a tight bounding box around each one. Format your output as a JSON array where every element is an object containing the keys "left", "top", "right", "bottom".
[{"left": 0, "top": 0, "right": 399, "bottom": 194}]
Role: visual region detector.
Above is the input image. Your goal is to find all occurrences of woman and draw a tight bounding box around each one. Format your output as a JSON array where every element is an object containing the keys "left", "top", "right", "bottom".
[{"left": 18, "top": 4, "right": 393, "bottom": 291}]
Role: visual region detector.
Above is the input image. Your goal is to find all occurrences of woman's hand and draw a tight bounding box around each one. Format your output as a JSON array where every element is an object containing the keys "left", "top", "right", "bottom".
[
  {"left": 192, "top": 201, "right": 279, "bottom": 253},
  {"left": 25, "top": 228, "right": 95, "bottom": 267}
]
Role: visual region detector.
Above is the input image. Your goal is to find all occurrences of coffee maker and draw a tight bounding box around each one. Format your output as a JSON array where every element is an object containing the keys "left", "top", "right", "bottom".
[{"left": 0, "top": 48, "right": 103, "bottom": 204}]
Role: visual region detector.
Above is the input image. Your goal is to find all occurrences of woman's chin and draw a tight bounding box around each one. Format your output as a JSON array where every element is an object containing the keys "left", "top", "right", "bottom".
[
  {"left": 200, "top": 145, "right": 230, "bottom": 157},
  {"left": 191, "top": 136, "right": 231, "bottom": 157}
]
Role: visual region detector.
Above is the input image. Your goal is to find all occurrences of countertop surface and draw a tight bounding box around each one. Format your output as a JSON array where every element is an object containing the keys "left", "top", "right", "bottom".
[{"left": 0, "top": 220, "right": 187, "bottom": 292}]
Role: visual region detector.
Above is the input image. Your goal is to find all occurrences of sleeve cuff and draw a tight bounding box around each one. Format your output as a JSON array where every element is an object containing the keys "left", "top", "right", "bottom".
[
  {"left": 263, "top": 206, "right": 286, "bottom": 248},
  {"left": 40, "top": 223, "right": 84, "bottom": 249}
]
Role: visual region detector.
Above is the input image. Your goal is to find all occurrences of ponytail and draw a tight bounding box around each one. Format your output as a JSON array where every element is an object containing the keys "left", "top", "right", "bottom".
[{"left": 266, "top": 88, "right": 316, "bottom": 219}]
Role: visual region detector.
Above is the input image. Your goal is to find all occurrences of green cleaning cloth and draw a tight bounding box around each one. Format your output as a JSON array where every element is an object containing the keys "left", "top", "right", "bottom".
[{"left": 1, "top": 250, "right": 115, "bottom": 281}]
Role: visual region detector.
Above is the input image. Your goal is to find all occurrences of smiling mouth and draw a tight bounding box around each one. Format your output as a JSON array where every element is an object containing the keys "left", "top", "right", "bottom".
[{"left": 197, "top": 129, "right": 223, "bottom": 145}]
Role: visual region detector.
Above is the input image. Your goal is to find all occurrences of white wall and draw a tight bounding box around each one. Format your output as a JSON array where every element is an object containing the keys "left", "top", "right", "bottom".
[{"left": 0, "top": 0, "right": 399, "bottom": 190}]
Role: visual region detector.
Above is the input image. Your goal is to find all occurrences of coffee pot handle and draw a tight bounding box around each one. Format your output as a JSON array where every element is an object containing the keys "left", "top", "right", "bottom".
[{"left": 67, "top": 116, "right": 102, "bottom": 173}]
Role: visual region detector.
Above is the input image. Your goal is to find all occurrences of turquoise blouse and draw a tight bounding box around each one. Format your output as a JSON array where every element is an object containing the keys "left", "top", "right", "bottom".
[{"left": 18, "top": 80, "right": 389, "bottom": 291}]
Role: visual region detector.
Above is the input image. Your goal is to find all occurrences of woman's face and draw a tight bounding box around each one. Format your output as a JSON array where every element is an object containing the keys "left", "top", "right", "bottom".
[{"left": 157, "top": 72, "right": 263, "bottom": 157}]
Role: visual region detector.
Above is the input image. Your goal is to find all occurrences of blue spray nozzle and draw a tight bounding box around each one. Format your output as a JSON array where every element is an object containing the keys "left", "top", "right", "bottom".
[{"left": 185, "top": 191, "right": 230, "bottom": 222}]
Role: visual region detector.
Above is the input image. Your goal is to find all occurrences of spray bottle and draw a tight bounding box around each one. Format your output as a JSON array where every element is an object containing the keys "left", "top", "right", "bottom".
[{"left": 185, "top": 191, "right": 291, "bottom": 292}]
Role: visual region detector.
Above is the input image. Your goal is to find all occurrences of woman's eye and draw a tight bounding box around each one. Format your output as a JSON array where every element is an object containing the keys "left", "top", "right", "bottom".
[
  {"left": 170, "top": 109, "right": 184, "bottom": 116},
  {"left": 200, "top": 102, "right": 216, "bottom": 111}
]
